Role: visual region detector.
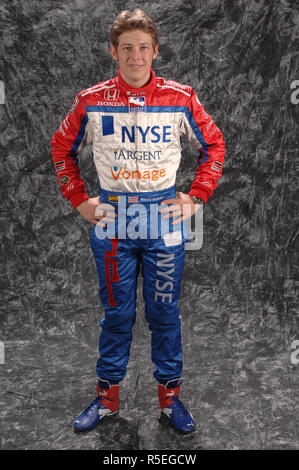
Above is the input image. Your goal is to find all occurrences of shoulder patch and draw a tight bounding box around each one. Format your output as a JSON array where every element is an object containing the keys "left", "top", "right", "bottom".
[{"left": 163, "top": 79, "right": 190, "bottom": 91}]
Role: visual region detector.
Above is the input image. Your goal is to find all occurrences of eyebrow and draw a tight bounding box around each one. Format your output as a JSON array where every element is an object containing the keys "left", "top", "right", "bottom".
[{"left": 121, "top": 42, "right": 151, "bottom": 46}]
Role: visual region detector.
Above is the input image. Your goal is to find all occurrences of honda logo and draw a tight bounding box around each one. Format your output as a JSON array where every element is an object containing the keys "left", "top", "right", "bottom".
[{"left": 104, "top": 88, "right": 120, "bottom": 101}]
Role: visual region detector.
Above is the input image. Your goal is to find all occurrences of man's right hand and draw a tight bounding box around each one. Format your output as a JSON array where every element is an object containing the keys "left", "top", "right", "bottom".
[{"left": 76, "top": 197, "right": 117, "bottom": 226}]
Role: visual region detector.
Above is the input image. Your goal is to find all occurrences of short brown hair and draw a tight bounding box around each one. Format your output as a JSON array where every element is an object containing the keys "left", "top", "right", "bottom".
[{"left": 110, "top": 9, "right": 158, "bottom": 50}]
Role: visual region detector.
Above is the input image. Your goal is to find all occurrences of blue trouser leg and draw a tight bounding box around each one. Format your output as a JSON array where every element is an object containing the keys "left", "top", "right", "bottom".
[
  {"left": 90, "top": 186, "right": 186, "bottom": 385},
  {"left": 90, "top": 227, "right": 139, "bottom": 383},
  {"left": 142, "top": 238, "right": 185, "bottom": 383}
]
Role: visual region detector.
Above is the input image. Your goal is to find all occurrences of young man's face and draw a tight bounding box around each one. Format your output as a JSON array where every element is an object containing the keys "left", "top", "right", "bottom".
[{"left": 110, "top": 29, "right": 158, "bottom": 88}]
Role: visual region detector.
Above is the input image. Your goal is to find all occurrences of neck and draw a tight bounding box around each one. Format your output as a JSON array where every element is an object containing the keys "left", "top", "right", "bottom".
[{"left": 119, "top": 70, "right": 152, "bottom": 89}]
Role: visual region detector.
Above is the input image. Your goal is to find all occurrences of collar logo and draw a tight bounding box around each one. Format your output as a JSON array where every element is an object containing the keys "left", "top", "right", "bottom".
[{"left": 104, "top": 88, "right": 120, "bottom": 101}]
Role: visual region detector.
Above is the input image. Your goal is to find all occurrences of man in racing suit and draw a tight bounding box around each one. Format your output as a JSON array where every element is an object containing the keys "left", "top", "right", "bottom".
[{"left": 51, "top": 9, "right": 225, "bottom": 435}]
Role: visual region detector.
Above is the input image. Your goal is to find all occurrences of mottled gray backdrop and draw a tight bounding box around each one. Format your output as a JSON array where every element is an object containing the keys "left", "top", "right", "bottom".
[{"left": 0, "top": 0, "right": 298, "bottom": 450}]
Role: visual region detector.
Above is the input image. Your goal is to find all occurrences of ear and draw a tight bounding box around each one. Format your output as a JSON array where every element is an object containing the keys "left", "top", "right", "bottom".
[
  {"left": 153, "top": 43, "right": 158, "bottom": 60},
  {"left": 110, "top": 44, "right": 118, "bottom": 61}
]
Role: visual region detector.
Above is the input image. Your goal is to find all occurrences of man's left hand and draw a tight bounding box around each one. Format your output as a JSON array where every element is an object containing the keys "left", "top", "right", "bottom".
[{"left": 159, "top": 192, "right": 203, "bottom": 225}]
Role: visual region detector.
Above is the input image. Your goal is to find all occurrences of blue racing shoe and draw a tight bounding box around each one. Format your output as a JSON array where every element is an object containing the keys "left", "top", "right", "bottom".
[
  {"left": 158, "top": 379, "right": 195, "bottom": 434},
  {"left": 74, "top": 379, "right": 119, "bottom": 432}
]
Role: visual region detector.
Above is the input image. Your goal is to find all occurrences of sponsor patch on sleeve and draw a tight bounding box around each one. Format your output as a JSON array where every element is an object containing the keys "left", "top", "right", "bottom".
[
  {"left": 55, "top": 161, "right": 65, "bottom": 172},
  {"left": 60, "top": 175, "right": 70, "bottom": 186},
  {"left": 211, "top": 161, "right": 222, "bottom": 172}
]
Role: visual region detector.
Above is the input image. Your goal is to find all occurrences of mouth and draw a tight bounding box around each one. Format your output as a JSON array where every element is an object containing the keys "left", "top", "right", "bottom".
[{"left": 129, "top": 64, "right": 144, "bottom": 69}]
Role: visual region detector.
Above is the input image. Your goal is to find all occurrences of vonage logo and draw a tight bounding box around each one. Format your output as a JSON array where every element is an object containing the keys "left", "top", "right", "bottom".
[{"left": 110, "top": 166, "right": 166, "bottom": 181}]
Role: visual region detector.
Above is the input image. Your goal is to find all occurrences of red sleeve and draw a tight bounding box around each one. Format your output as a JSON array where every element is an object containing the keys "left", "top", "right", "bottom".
[
  {"left": 182, "top": 90, "right": 226, "bottom": 204},
  {"left": 51, "top": 93, "right": 91, "bottom": 208}
]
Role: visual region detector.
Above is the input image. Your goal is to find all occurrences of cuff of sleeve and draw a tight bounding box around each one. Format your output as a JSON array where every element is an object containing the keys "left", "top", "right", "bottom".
[
  {"left": 188, "top": 188, "right": 209, "bottom": 204},
  {"left": 69, "top": 192, "right": 90, "bottom": 209}
]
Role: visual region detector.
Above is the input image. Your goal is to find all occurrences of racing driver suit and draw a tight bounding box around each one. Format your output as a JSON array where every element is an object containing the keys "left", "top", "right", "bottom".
[{"left": 51, "top": 68, "right": 225, "bottom": 430}]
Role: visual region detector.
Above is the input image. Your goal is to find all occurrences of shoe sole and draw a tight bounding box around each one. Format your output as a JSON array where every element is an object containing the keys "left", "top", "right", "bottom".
[
  {"left": 158, "top": 411, "right": 196, "bottom": 435},
  {"left": 73, "top": 410, "right": 118, "bottom": 433}
]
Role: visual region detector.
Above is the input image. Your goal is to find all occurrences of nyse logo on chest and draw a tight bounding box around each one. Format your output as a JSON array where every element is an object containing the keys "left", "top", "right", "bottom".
[
  {"left": 101, "top": 116, "right": 171, "bottom": 142},
  {"left": 122, "top": 125, "right": 171, "bottom": 143}
]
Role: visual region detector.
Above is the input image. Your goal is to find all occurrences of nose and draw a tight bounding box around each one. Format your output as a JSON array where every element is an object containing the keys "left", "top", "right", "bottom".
[{"left": 130, "top": 47, "right": 142, "bottom": 61}]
